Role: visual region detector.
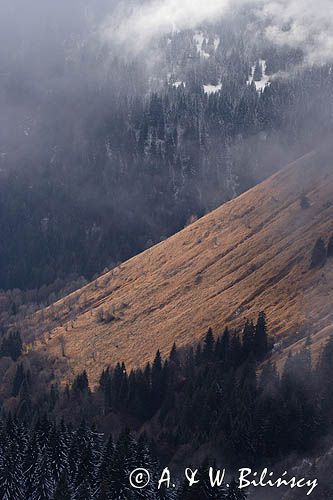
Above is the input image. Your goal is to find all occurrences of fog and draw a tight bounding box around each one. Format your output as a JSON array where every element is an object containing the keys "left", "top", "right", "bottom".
[
  {"left": 0, "top": 0, "right": 331, "bottom": 182},
  {"left": 1, "top": 0, "right": 332, "bottom": 291},
  {"left": 103, "top": 0, "right": 333, "bottom": 64},
  {"left": 1, "top": 0, "right": 332, "bottom": 67}
]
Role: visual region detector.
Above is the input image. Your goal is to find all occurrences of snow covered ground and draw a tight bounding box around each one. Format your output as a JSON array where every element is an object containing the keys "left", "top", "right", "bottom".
[
  {"left": 194, "top": 31, "right": 210, "bottom": 58},
  {"left": 203, "top": 83, "right": 222, "bottom": 94},
  {"left": 172, "top": 81, "right": 186, "bottom": 88},
  {"left": 247, "top": 59, "right": 271, "bottom": 92},
  {"left": 193, "top": 31, "right": 221, "bottom": 59}
]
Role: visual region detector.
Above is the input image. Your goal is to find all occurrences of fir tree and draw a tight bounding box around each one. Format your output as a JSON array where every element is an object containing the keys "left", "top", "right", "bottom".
[
  {"left": 254, "top": 312, "right": 268, "bottom": 359},
  {"left": 310, "top": 238, "right": 326, "bottom": 268},
  {"left": 203, "top": 328, "right": 215, "bottom": 361},
  {"left": 169, "top": 343, "right": 179, "bottom": 366},
  {"left": 30, "top": 449, "right": 55, "bottom": 500},
  {"left": 0, "top": 331, "right": 22, "bottom": 361},
  {"left": 17, "top": 375, "right": 32, "bottom": 420},
  {"left": 151, "top": 351, "right": 164, "bottom": 412},
  {"left": 300, "top": 191, "right": 310, "bottom": 209},
  {"left": 218, "top": 327, "right": 230, "bottom": 366},
  {"left": 242, "top": 320, "right": 255, "bottom": 358},
  {"left": 12, "top": 363, "right": 25, "bottom": 397},
  {"left": 96, "top": 435, "right": 114, "bottom": 496},
  {"left": 72, "top": 371, "right": 89, "bottom": 394},
  {"left": 134, "top": 434, "right": 159, "bottom": 499},
  {"left": 108, "top": 429, "right": 136, "bottom": 499},
  {"left": 48, "top": 425, "right": 69, "bottom": 483},
  {"left": 0, "top": 443, "right": 25, "bottom": 500},
  {"left": 53, "top": 473, "right": 71, "bottom": 500},
  {"left": 74, "top": 476, "right": 93, "bottom": 500},
  {"left": 230, "top": 334, "right": 242, "bottom": 367}
]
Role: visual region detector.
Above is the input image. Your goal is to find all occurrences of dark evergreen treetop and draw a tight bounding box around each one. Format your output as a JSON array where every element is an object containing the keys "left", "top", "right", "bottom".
[
  {"left": 1, "top": 313, "right": 333, "bottom": 497},
  {"left": 310, "top": 238, "right": 327, "bottom": 268}
]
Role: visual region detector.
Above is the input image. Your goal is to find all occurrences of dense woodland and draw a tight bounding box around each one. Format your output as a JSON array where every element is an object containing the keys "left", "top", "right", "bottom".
[
  {"left": 1, "top": 313, "right": 333, "bottom": 498},
  {"left": 1, "top": 16, "right": 333, "bottom": 292},
  {"left": 1, "top": 4, "right": 333, "bottom": 498},
  {"left": 0, "top": 417, "right": 247, "bottom": 500}
]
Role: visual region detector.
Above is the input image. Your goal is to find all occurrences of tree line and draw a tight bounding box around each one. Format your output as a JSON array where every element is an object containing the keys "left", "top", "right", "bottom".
[{"left": 2, "top": 313, "right": 333, "bottom": 497}]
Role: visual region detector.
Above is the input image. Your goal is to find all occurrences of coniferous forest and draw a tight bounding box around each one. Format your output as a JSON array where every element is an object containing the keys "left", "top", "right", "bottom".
[
  {"left": 1, "top": 6, "right": 333, "bottom": 292},
  {"left": 1, "top": 1, "right": 333, "bottom": 498},
  {"left": 0, "top": 314, "right": 333, "bottom": 497}
]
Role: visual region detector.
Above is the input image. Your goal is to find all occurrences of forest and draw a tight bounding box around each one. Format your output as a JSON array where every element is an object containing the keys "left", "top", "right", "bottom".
[
  {"left": 1, "top": 313, "right": 333, "bottom": 498},
  {"left": 1, "top": 2, "right": 333, "bottom": 498},
  {"left": 1, "top": 16, "right": 333, "bottom": 292}
]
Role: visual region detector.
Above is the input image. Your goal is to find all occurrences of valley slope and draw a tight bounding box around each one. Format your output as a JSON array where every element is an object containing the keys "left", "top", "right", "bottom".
[{"left": 28, "top": 147, "right": 333, "bottom": 386}]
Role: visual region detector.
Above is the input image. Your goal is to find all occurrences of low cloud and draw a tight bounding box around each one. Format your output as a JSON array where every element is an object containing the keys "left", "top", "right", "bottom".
[
  {"left": 259, "top": 0, "right": 333, "bottom": 63},
  {"left": 101, "top": 0, "right": 234, "bottom": 51},
  {"left": 102, "top": 0, "right": 333, "bottom": 64}
]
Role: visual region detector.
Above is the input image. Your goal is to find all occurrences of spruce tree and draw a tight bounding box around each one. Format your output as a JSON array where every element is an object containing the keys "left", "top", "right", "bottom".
[
  {"left": 48, "top": 425, "right": 68, "bottom": 483},
  {"left": 169, "top": 343, "right": 179, "bottom": 366},
  {"left": 310, "top": 238, "right": 326, "bottom": 268},
  {"left": 151, "top": 351, "right": 164, "bottom": 412},
  {"left": 30, "top": 449, "right": 55, "bottom": 500},
  {"left": 17, "top": 376, "right": 32, "bottom": 420},
  {"left": 111, "top": 363, "right": 128, "bottom": 410},
  {"left": 203, "top": 328, "right": 215, "bottom": 361},
  {"left": 96, "top": 435, "right": 114, "bottom": 496},
  {"left": 24, "top": 433, "right": 40, "bottom": 498},
  {"left": 53, "top": 473, "right": 71, "bottom": 500},
  {"left": 242, "top": 320, "right": 255, "bottom": 359},
  {"left": 254, "top": 312, "right": 268, "bottom": 359},
  {"left": 12, "top": 363, "right": 25, "bottom": 397},
  {"left": 0, "top": 331, "right": 22, "bottom": 361},
  {"left": 72, "top": 371, "right": 89, "bottom": 394},
  {"left": 0, "top": 443, "right": 25, "bottom": 500},
  {"left": 73, "top": 424, "right": 97, "bottom": 495},
  {"left": 74, "top": 476, "right": 93, "bottom": 500},
  {"left": 134, "top": 433, "right": 159, "bottom": 499},
  {"left": 300, "top": 191, "right": 310, "bottom": 209},
  {"left": 218, "top": 327, "right": 230, "bottom": 366},
  {"left": 229, "top": 334, "right": 242, "bottom": 367},
  {"left": 108, "top": 429, "right": 136, "bottom": 499}
]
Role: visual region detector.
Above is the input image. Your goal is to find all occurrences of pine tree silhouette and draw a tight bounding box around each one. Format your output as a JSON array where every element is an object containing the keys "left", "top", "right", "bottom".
[{"left": 310, "top": 238, "right": 326, "bottom": 268}]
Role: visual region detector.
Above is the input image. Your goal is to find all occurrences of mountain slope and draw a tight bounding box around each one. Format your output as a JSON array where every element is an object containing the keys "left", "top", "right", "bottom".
[{"left": 29, "top": 147, "right": 333, "bottom": 385}]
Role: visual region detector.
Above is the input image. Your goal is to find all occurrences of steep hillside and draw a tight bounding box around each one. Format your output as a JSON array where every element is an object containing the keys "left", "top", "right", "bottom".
[{"left": 28, "top": 147, "right": 333, "bottom": 386}]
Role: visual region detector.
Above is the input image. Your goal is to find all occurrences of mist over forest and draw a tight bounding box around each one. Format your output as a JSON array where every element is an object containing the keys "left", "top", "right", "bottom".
[
  {"left": 1, "top": 2, "right": 333, "bottom": 499},
  {"left": 1, "top": 0, "right": 332, "bottom": 293}
]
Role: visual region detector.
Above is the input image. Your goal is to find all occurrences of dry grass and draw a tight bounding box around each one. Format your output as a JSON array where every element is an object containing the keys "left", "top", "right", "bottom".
[{"left": 29, "top": 149, "right": 333, "bottom": 386}]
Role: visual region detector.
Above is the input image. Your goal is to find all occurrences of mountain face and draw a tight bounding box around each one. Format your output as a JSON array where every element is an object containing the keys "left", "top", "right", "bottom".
[
  {"left": 1, "top": 9, "right": 333, "bottom": 292},
  {"left": 27, "top": 146, "right": 333, "bottom": 385}
]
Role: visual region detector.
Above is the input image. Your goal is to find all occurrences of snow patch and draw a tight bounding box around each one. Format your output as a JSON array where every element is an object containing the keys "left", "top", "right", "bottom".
[
  {"left": 247, "top": 59, "right": 271, "bottom": 92},
  {"left": 214, "top": 36, "right": 220, "bottom": 51},
  {"left": 194, "top": 31, "right": 210, "bottom": 58},
  {"left": 204, "top": 83, "right": 222, "bottom": 95},
  {"left": 172, "top": 81, "right": 186, "bottom": 88}
]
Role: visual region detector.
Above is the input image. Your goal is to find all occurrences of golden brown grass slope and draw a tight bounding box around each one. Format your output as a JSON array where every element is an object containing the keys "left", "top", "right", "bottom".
[{"left": 29, "top": 147, "right": 333, "bottom": 386}]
